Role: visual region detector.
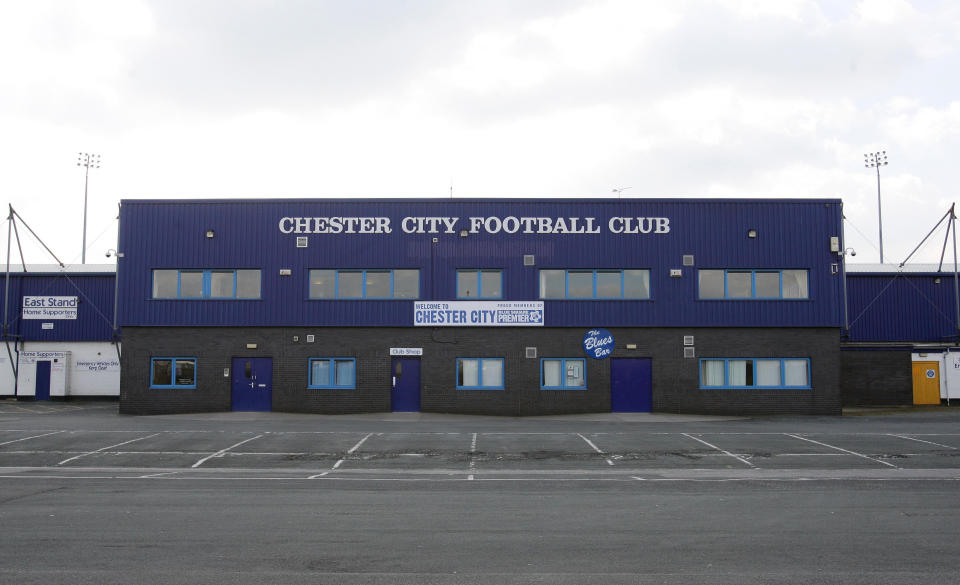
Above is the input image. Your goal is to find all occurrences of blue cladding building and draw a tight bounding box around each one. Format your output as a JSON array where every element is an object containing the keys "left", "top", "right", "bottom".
[
  {"left": 1, "top": 265, "right": 120, "bottom": 398},
  {"left": 118, "top": 198, "right": 845, "bottom": 415},
  {"left": 841, "top": 265, "right": 960, "bottom": 406}
]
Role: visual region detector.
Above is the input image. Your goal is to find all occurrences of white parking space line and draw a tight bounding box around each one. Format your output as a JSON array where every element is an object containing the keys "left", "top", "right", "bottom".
[
  {"left": 682, "top": 433, "right": 756, "bottom": 468},
  {"left": 577, "top": 433, "right": 615, "bottom": 466},
  {"left": 468, "top": 432, "right": 478, "bottom": 479},
  {"left": 0, "top": 430, "right": 64, "bottom": 447},
  {"left": 889, "top": 434, "right": 958, "bottom": 450},
  {"left": 347, "top": 433, "right": 374, "bottom": 454},
  {"left": 57, "top": 433, "right": 161, "bottom": 466},
  {"left": 190, "top": 434, "right": 264, "bottom": 468},
  {"left": 785, "top": 434, "right": 899, "bottom": 468}
]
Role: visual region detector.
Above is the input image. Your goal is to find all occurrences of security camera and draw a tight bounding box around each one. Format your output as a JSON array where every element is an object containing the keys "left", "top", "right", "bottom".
[{"left": 850, "top": 250, "right": 856, "bottom": 256}]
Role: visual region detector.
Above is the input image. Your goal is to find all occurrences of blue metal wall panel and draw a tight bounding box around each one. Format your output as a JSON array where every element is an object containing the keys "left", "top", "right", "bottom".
[
  {"left": 846, "top": 273, "right": 960, "bottom": 342},
  {"left": 1, "top": 274, "right": 117, "bottom": 342},
  {"left": 118, "top": 198, "right": 844, "bottom": 328}
]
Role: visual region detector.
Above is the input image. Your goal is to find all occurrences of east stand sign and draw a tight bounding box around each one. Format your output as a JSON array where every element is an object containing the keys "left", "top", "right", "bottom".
[
  {"left": 414, "top": 301, "right": 544, "bottom": 327},
  {"left": 22, "top": 296, "right": 78, "bottom": 320}
]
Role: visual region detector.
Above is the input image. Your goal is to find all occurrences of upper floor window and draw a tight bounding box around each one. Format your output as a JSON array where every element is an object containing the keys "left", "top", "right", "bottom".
[
  {"left": 539, "top": 269, "right": 650, "bottom": 300},
  {"left": 698, "top": 269, "right": 808, "bottom": 300},
  {"left": 309, "top": 269, "right": 419, "bottom": 299},
  {"left": 152, "top": 269, "right": 261, "bottom": 299},
  {"left": 457, "top": 269, "right": 502, "bottom": 299}
]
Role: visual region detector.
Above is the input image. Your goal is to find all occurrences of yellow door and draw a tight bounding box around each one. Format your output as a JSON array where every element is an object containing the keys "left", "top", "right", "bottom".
[{"left": 912, "top": 361, "right": 941, "bottom": 405}]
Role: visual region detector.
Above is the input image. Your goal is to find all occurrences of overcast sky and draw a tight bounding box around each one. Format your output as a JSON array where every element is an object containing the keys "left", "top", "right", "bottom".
[{"left": 2, "top": 0, "right": 958, "bottom": 265}]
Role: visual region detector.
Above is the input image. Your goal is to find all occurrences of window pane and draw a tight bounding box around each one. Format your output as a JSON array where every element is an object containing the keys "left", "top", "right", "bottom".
[
  {"left": 459, "top": 359, "right": 479, "bottom": 387},
  {"left": 335, "top": 360, "right": 355, "bottom": 387},
  {"left": 784, "top": 360, "right": 809, "bottom": 386},
  {"left": 565, "top": 359, "right": 585, "bottom": 387},
  {"left": 309, "top": 270, "right": 335, "bottom": 299},
  {"left": 152, "top": 270, "right": 179, "bottom": 298},
  {"left": 624, "top": 270, "right": 650, "bottom": 299},
  {"left": 209, "top": 271, "right": 234, "bottom": 298},
  {"left": 568, "top": 271, "right": 593, "bottom": 298},
  {"left": 699, "top": 270, "right": 724, "bottom": 299},
  {"left": 543, "top": 360, "right": 562, "bottom": 387},
  {"left": 338, "top": 271, "right": 363, "bottom": 298},
  {"left": 727, "top": 272, "right": 752, "bottom": 298},
  {"left": 457, "top": 270, "right": 479, "bottom": 298},
  {"left": 729, "top": 360, "right": 752, "bottom": 386},
  {"left": 481, "top": 359, "right": 503, "bottom": 387},
  {"left": 365, "top": 271, "right": 390, "bottom": 298},
  {"left": 174, "top": 359, "right": 195, "bottom": 386},
  {"left": 596, "top": 271, "right": 621, "bottom": 298},
  {"left": 755, "top": 272, "right": 780, "bottom": 298},
  {"left": 702, "top": 360, "right": 725, "bottom": 386},
  {"left": 782, "top": 270, "right": 808, "bottom": 299},
  {"left": 180, "top": 272, "right": 203, "bottom": 298},
  {"left": 152, "top": 359, "right": 172, "bottom": 386},
  {"left": 393, "top": 269, "right": 420, "bottom": 299},
  {"left": 311, "top": 360, "right": 330, "bottom": 386},
  {"left": 480, "top": 270, "right": 501, "bottom": 298},
  {"left": 756, "top": 360, "right": 781, "bottom": 386},
  {"left": 236, "top": 270, "right": 261, "bottom": 298},
  {"left": 539, "top": 270, "right": 565, "bottom": 299}
]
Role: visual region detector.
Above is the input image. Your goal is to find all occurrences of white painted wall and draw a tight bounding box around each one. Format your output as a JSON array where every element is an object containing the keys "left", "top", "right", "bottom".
[{"left": 0, "top": 342, "right": 119, "bottom": 397}]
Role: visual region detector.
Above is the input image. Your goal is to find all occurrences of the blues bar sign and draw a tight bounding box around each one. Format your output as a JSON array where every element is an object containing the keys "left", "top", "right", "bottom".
[
  {"left": 22, "top": 296, "right": 78, "bottom": 320},
  {"left": 414, "top": 301, "right": 544, "bottom": 327}
]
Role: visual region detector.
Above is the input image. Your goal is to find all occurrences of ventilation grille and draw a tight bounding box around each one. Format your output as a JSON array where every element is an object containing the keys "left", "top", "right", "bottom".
[
  {"left": 525, "top": 347, "right": 537, "bottom": 359},
  {"left": 296, "top": 236, "right": 308, "bottom": 248},
  {"left": 682, "top": 255, "right": 694, "bottom": 266},
  {"left": 523, "top": 254, "right": 535, "bottom": 266},
  {"left": 683, "top": 347, "right": 696, "bottom": 359},
  {"left": 306, "top": 334, "right": 315, "bottom": 343},
  {"left": 683, "top": 335, "right": 694, "bottom": 346}
]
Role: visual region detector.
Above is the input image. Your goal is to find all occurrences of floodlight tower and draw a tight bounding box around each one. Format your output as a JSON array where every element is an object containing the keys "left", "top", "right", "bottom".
[
  {"left": 77, "top": 152, "right": 101, "bottom": 264},
  {"left": 864, "top": 151, "right": 888, "bottom": 263}
]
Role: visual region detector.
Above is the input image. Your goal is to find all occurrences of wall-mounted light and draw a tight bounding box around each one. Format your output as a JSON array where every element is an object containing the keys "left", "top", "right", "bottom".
[
  {"left": 460, "top": 230, "right": 468, "bottom": 238},
  {"left": 205, "top": 230, "right": 215, "bottom": 239},
  {"left": 747, "top": 229, "right": 757, "bottom": 239}
]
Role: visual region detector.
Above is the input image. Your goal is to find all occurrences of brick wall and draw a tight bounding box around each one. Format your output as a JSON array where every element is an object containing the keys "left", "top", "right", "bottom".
[
  {"left": 840, "top": 349, "right": 913, "bottom": 406},
  {"left": 120, "top": 326, "right": 841, "bottom": 416}
]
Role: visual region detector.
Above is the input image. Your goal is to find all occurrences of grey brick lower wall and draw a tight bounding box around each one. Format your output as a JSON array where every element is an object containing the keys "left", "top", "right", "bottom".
[
  {"left": 119, "top": 326, "right": 841, "bottom": 416},
  {"left": 840, "top": 349, "right": 913, "bottom": 406}
]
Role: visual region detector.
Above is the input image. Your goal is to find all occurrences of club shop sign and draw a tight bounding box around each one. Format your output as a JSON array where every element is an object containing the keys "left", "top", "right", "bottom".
[
  {"left": 279, "top": 215, "right": 670, "bottom": 236},
  {"left": 22, "top": 296, "right": 78, "bottom": 320},
  {"left": 414, "top": 301, "right": 544, "bottom": 327}
]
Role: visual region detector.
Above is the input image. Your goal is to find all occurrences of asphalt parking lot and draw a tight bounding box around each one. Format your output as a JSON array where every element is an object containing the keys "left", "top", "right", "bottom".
[
  {"left": 3, "top": 401, "right": 960, "bottom": 585},
  {"left": 1, "top": 401, "right": 959, "bottom": 481}
]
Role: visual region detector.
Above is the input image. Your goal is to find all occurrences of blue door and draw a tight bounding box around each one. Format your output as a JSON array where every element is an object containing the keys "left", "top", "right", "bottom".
[
  {"left": 231, "top": 357, "right": 273, "bottom": 411},
  {"left": 610, "top": 358, "right": 652, "bottom": 412},
  {"left": 35, "top": 361, "right": 51, "bottom": 401},
  {"left": 391, "top": 357, "right": 421, "bottom": 412}
]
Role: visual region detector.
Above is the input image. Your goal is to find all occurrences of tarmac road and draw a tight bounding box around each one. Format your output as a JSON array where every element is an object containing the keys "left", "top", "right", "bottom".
[{"left": 1, "top": 401, "right": 959, "bottom": 584}]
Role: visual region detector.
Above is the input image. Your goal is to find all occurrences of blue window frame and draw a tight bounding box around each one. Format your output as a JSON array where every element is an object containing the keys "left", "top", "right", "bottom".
[
  {"left": 308, "top": 269, "right": 420, "bottom": 299},
  {"left": 540, "top": 358, "right": 587, "bottom": 390},
  {"left": 538, "top": 269, "right": 650, "bottom": 299},
  {"left": 308, "top": 358, "right": 357, "bottom": 389},
  {"left": 698, "top": 269, "right": 808, "bottom": 300},
  {"left": 150, "top": 357, "right": 197, "bottom": 389},
  {"left": 456, "top": 358, "right": 505, "bottom": 390},
  {"left": 456, "top": 269, "right": 503, "bottom": 299},
  {"left": 699, "top": 358, "right": 811, "bottom": 389},
  {"left": 152, "top": 269, "right": 261, "bottom": 300}
]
